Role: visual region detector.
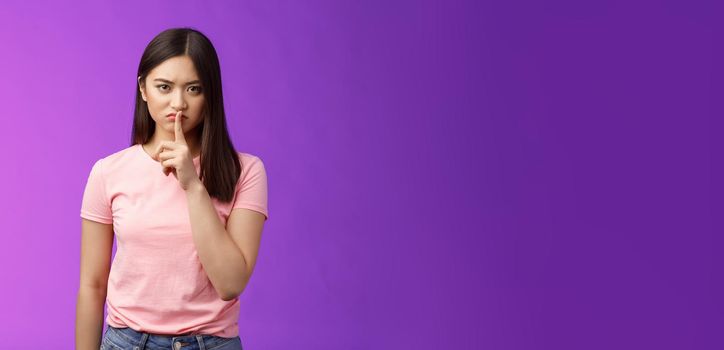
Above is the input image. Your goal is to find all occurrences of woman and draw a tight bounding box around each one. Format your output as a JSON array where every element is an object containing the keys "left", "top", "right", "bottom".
[{"left": 75, "top": 27, "right": 268, "bottom": 350}]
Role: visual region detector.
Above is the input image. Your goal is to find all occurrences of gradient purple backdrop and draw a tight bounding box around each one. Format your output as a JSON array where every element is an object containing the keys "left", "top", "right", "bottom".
[{"left": 0, "top": 0, "right": 720, "bottom": 349}]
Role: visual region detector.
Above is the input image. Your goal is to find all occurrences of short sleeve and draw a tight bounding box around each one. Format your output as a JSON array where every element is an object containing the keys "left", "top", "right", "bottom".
[
  {"left": 232, "top": 155, "right": 269, "bottom": 220},
  {"left": 80, "top": 158, "right": 113, "bottom": 224}
]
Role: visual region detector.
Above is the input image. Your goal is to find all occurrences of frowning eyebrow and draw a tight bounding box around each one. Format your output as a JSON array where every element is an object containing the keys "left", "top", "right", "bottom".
[{"left": 153, "top": 78, "right": 201, "bottom": 85}]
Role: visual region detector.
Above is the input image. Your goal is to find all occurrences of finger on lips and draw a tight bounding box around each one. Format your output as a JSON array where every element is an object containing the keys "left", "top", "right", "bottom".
[
  {"left": 175, "top": 111, "right": 186, "bottom": 144},
  {"left": 150, "top": 111, "right": 186, "bottom": 176}
]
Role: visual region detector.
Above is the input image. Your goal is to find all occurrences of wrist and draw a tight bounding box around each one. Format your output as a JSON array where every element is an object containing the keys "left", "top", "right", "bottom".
[{"left": 186, "top": 179, "right": 206, "bottom": 193}]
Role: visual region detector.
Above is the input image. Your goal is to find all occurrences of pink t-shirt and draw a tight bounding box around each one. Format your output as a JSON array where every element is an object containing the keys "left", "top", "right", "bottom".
[{"left": 80, "top": 143, "right": 268, "bottom": 338}]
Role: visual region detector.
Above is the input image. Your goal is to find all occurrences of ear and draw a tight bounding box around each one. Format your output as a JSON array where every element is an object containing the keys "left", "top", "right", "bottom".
[{"left": 138, "top": 76, "right": 147, "bottom": 101}]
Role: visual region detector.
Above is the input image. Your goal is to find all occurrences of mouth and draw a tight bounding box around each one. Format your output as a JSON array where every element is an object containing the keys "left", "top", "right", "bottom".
[{"left": 166, "top": 113, "right": 187, "bottom": 120}]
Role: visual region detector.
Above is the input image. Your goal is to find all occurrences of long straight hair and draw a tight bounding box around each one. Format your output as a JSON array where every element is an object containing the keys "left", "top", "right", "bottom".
[{"left": 131, "top": 27, "right": 241, "bottom": 203}]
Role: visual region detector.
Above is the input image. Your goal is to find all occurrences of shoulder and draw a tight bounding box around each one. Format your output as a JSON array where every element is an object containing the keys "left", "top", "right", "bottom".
[
  {"left": 91, "top": 144, "right": 140, "bottom": 174},
  {"left": 234, "top": 152, "right": 267, "bottom": 185},
  {"left": 236, "top": 151, "right": 265, "bottom": 169}
]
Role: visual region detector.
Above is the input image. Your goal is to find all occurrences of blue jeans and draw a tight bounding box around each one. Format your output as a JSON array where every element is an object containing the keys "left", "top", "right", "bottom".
[{"left": 100, "top": 325, "right": 243, "bottom": 350}]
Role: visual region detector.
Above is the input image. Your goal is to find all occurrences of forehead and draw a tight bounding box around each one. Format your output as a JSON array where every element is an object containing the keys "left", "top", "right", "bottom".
[{"left": 147, "top": 56, "right": 199, "bottom": 81}]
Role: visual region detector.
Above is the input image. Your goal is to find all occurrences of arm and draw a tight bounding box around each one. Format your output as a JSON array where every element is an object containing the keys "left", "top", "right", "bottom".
[
  {"left": 185, "top": 181, "right": 266, "bottom": 301},
  {"left": 75, "top": 218, "right": 114, "bottom": 350}
]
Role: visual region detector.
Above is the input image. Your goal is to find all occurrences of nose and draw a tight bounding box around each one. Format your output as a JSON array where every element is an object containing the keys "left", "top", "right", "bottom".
[{"left": 170, "top": 88, "right": 187, "bottom": 110}]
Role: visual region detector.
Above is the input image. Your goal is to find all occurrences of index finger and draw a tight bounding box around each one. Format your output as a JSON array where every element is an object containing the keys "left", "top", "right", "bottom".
[{"left": 174, "top": 111, "right": 186, "bottom": 144}]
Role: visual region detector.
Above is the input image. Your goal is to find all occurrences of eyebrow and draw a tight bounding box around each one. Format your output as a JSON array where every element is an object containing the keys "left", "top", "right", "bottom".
[{"left": 153, "top": 78, "right": 201, "bottom": 85}]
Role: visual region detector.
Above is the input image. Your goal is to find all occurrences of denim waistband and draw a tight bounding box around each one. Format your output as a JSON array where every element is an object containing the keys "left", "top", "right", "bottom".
[{"left": 104, "top": 325, "right": 241, "bottom": 350}]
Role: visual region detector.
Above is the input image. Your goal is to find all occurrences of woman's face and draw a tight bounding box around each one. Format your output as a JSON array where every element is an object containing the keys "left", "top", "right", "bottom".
[{"left": 138, "top": 55, "right": 205, "bottom": 135}]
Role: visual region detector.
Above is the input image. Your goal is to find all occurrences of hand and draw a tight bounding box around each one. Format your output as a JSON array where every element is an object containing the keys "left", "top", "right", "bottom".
[{"left": 152, "top": 111, "right": 202, "bottom": 191}]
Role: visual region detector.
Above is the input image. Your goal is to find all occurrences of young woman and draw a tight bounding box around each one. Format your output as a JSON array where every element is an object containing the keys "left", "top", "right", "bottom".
[{"left": 75, "top": 27, "right": 268, "bottom": 350}]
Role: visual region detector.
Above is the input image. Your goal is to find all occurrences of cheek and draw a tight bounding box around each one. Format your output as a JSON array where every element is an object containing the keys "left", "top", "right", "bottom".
[
  {"left": 188, "top": 117, "right": 203, "bottom": 128},
  {"left": 146, "top": 98, "right": 166, "bottom": 118},
  {"left": 190, "top": 105, "right": 206, "bottom": 121}
]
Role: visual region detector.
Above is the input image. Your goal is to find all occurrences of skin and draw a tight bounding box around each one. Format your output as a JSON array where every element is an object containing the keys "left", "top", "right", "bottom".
[
  {"left": 138, "top": 55, "right": 205, "bottom": 162},
  {"left": 75, "top": 55, "right": 266, "bottom": 349},
  {"left": 151, "top": 109, "right": 202, "bottom": 190}
]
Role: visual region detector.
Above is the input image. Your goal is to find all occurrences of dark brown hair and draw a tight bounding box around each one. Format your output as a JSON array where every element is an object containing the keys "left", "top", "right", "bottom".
[{"left": 131, "top": 27, "right": 241, "bottom": 203}]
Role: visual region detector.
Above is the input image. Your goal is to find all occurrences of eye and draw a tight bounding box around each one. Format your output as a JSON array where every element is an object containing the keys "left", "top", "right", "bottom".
[{"left": 155, "top": 84, "right": 202, "bottom": 94}]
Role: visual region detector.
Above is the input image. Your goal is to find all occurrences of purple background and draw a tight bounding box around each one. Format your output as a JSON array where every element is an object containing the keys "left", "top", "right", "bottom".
[{"left": 0, "top": 0, "right": 720, "bottom": 349}]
